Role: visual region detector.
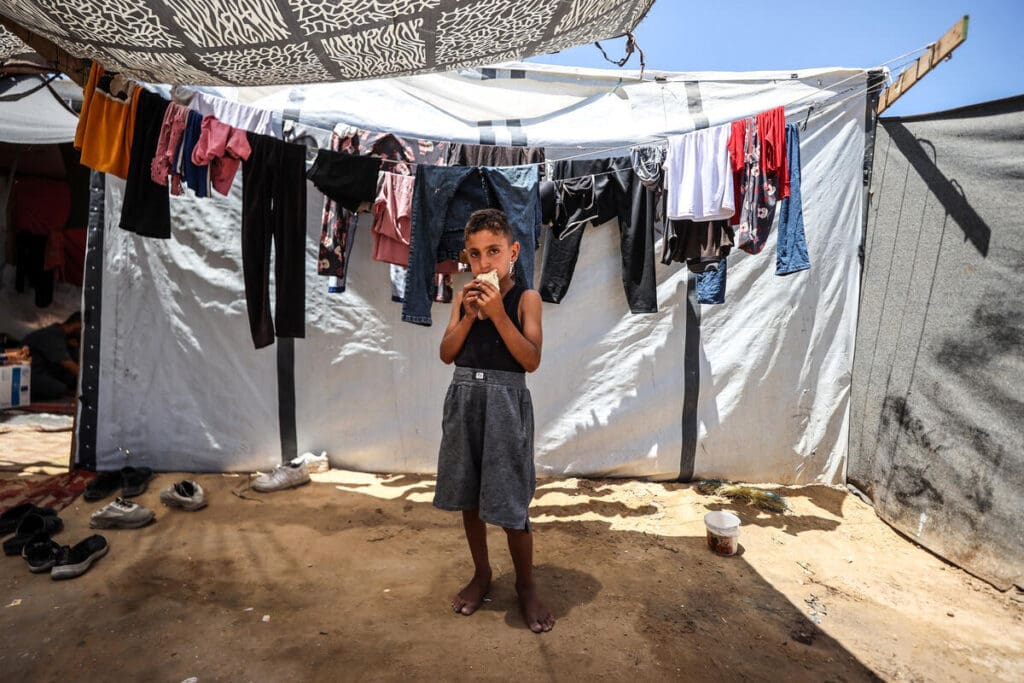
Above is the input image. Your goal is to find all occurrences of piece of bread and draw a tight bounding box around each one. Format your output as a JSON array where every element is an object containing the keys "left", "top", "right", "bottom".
[{"left": 474, "top": 270, "right": 500, "bottom": 319}]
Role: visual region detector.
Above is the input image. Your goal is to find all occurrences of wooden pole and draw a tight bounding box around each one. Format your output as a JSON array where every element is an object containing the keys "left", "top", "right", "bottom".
[
  {"left": 876, "top": 16, "right": 969, "bottom": 115},
  {"left": 0, "top": 16, "right": 89, "bottom": 86}
]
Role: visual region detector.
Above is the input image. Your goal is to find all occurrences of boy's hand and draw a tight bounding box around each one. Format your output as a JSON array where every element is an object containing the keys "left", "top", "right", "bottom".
[
  {"left": 461, "top": 281, "right": 482, "bottom": 319},
  {"left": 474, "top": 279, "right": 505, "bottom": 321}
]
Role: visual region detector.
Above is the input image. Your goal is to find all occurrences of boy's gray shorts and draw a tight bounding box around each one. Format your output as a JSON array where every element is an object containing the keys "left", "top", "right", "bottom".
[{"left": 433, "top": 367, "right": 535, "bottom": 531}]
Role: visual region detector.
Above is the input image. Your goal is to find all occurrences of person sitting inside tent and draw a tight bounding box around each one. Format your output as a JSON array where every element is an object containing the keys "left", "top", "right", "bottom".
[{"left": 22, "top": 312, "right": 82, "bottom": 401}]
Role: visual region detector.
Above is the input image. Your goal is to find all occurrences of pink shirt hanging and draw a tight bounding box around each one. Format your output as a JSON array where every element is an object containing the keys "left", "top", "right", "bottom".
[{"left": 191, "top": 116, "right": 252, "bottom": 196}]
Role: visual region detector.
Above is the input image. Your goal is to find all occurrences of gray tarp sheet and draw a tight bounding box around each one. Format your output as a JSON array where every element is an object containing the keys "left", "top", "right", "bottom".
[{"left": 850, "top": 96, "right": 1024, "bottom": 589}]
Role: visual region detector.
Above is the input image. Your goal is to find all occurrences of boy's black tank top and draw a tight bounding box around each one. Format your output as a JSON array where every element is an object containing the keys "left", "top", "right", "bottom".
[{"left": 455, "top": 284, "right": 527, "bottom": 373}]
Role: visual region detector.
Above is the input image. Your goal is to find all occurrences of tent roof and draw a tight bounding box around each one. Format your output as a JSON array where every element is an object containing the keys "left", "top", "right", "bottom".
[
  {"left": 240, "top": 62, "right": 872, "bottom": 148},
  {"left": 0, "top": 0, "right": 654, "bottom": 86},
  {"left": 0, "top": 74, "right": 78, "bottom": 144}
]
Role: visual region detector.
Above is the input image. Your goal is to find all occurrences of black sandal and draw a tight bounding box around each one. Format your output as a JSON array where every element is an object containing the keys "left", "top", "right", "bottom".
[
  {"left": 120, "top": 467, "right": 154, "bottom": 498},
  {"left": 83, "top": 471, "right": 123, "bottom": 502},
  {"left": 0, "top": 504, "right": 56, "bottom": 535},
  {"left": 2, "top": 513, "right": 64, "bottom": 556}
]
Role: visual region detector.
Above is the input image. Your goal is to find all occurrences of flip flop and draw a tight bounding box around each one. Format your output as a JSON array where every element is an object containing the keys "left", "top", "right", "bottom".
[
  {"left": 2, "top": 513, "right": 63, "bottom": 556},
  {"left": 0, "top": 504, "right": 56, "bottom": 536},
  {"left": 83, "top": 471, "right": 123, "bottom": 502},
  {"left": 120, "top": 467, "right": 154, "bottom": 498}
]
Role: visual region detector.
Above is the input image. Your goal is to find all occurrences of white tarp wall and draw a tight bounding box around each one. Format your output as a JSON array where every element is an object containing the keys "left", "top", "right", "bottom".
[{"left": 89, "top": 64, "right": 867, "bottom": 483}]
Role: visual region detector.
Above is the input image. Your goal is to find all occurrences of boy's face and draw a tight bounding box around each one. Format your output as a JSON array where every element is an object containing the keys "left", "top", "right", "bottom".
[{"left": 463, "top": 229, "right": 520, "bottom": 278}]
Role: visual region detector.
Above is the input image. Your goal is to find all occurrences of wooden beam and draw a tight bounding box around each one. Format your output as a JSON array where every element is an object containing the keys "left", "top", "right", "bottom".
[
  {"left": 0, "top": 16, "right": 89, "bottom": 86},
  {"left": 876, "top": 15, "right": 969, "bottom": 115}
]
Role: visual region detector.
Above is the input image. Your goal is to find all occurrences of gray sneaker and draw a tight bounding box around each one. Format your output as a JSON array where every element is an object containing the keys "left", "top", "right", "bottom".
[
  {"left": 89, "top": 497, "right": 155, "bottom": 529},
  {"left": 160, "top": 480, "right": 207, "bottom": 511},
  {"left": 251, "top": 462, "right": 310, "bottom": 492}
]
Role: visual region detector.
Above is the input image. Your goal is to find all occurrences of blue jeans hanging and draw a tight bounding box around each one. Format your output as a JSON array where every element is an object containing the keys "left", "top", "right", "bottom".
[{"left": 776, "top": 123, "right": 811, "bottom": 276}]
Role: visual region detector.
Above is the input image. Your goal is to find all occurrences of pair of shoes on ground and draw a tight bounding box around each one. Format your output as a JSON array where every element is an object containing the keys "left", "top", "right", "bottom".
[
  {"left": 84, "top": 466, "right": 154, "bottom": 501},
  {"left": 159, "top": 480, "right": 207, "bottom": 511},
  {"left": 3, "top": 510, "right": 63, "bottom": 556},
  {"left": 23, "top": 534, "right": 108, "bottom": 579},
  {"left": 89, "top": 497, "right": 155, "bottom": 529},
  {"left": 252, "top": 461, "right": 311, "bottom": 492}
]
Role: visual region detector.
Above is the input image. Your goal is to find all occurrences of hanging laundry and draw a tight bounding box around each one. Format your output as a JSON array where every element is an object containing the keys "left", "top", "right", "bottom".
[
  {"left": 661, "top": 219, "right": 734, "bottom": 273},
  {"left": 403, "top": 165, "right": 540, "bottom": 326},
  {"left": 307, "top": 149, "right": 381, "bottom": 212},
  {"left": 696, "top": 258, "right": 727, "bottom": 305},
  {"left": 734, "top": 107, "right": 789, "bottom": 255},
  {"left": 173, "top": 110, "right": 210, "bottom": 198},
  {"left": 240, "top": 134, "right": 307, "bottom": 349},
  {"left": 316, "top": 127, "right": 451, "bottom": 300},
  {"left": 664, "top": 124, "right": 735, "bottom": 222},
  {"left": 74, "top": 63, "right": 140, "bottom": 179},
  {"left": 446, "top": 143, "right": 545, "bottom": 167},
  {"left": 727, "top": 118, "right": 751, "bottom": 226},
  {"left": 776, "top": 123, "right": 810, "bottom": 276},
  {"left": 190, "top": 92, "right": 275, "bottom": 137},
  {"left": 151, "top": 102, "right": 189, "bottom": 195},
  {"left": 120, "top": 89, "right": 172, "bottom": 238},
  {"left": 538, "top": 156, "right": 657, "bottom": 314},
  {"left": 371, "top": 171, "right": 415, "bottom": 265},
  {"left": 191, "top": 116, "right": 252, "bottom": 196},
  {"left": 759, "top": 106, "right": 789, "bottom": 200}
]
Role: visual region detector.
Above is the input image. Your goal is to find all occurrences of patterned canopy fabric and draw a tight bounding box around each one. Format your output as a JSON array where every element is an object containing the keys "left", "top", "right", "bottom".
[{"left": 0, "top": 0, "right": 654, "bottom": 86}]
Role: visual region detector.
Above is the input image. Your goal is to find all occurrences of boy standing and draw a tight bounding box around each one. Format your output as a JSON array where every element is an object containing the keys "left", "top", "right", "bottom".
[{"left": 434, "top": 208, "right": 553, "bottom": 633}]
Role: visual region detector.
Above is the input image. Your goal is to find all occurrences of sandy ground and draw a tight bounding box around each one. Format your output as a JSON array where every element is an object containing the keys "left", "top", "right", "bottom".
[{"left": 0, "top": 429, "right": 1022, "bottom": 682}]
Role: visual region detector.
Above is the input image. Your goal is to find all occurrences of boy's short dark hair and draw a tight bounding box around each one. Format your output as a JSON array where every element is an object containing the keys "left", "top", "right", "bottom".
[{"left": 464, "top": 208, "right": 513, "bottom": 243}]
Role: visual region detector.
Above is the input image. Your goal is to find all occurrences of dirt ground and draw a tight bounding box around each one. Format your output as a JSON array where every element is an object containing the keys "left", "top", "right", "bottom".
[{"left": 0, "top": 429, "right": 1021, "bottom": 682}]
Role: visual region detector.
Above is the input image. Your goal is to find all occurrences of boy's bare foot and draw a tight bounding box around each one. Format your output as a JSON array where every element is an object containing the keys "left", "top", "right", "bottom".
[
  {"left": 452, "top": 569, "right": 491, "bottom": 615},
  {"left": 517, "top": 583, "right": 555, "bottom": 633}
]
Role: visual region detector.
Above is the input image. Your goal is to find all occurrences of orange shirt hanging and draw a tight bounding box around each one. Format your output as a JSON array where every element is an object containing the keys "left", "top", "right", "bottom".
[{"left": 74, "top": 63, "right": 140, "bottom": 179}]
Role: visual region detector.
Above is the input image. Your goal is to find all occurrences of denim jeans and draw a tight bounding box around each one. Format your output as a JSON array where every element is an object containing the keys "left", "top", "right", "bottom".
[
  {"left": 403, "top": 165, "right": 539, "bottom": 326},
  {"left": 776, "top": 123, "right": 811, "bottom": 276},
  {"left": 696, "top": 258, "right": 727, "bottom": 305},
  {"left": 538, "top": 156, "right": 657, "bottom": 313}
]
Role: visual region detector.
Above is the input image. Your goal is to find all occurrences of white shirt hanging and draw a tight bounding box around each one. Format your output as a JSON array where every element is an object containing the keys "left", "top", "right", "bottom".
[{"left": 664, "top": 124, "right": 735, "bottom": 222}]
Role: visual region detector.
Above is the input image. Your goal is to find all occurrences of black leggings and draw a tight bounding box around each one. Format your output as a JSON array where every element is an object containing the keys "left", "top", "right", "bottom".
[
  {"left": 538, "top": 157, "right": 657, "bottom": 314},
  {"left": 241, "top": 133, "right": 307, "bottom": 349}
]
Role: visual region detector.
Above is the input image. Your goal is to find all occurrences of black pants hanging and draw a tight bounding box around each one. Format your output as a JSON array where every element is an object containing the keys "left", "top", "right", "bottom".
[
  {"left": 538, "top": 157, "right": 657, "bottom": 314},
  {"left": 241, "top": 133, "right": 307, "bottom": 349},
  {"left": 120, "top": 89, "right": 171, "bottom": 238}
]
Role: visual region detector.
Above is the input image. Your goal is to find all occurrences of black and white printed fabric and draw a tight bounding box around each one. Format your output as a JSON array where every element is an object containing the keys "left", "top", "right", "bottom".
[{"left": 0, "top": 0, "right": 654, "bottom": 85}]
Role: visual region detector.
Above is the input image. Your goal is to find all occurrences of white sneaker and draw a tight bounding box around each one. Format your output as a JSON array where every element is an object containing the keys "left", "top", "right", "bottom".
[
  {"left": 251, "top": 462, "right": 310, "bottom": 492},
  {"left": 160, "top": 480, "right": 207, "bottom": 511},
  {"left": 290, "top": 450, "right": 329, "bottom": 473},
  {"left": 89, "top": 498, "right": 155, "bottom": 529}
]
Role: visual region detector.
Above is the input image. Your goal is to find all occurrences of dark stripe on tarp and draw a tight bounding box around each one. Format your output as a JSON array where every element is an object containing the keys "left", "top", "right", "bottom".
[
  {"left": 75, "top": 171, "right": 105, "bottom": 471},
  {"left": 678, "top": 81, "right": 708, "bottom": 482},
  {"left": 477, "top": 120, "right": 496, "bottom": 145},
  {"left": 481, "top": 68, "right": 497, "bottom": 80},
  {"left": 506, "top": 118, "right": 527, "bottom": 146},
  {"left": 684, "top": 81, "right": 710, "bottom": 131},
  {"left": 276, "top": 337, "right": 298, "bottom": 464},
  {"left": 678, "top": 274, "right": 700, "bottom": 482},
  {"left": 510, "top": 70, "right": 526, "bottom": 79}
]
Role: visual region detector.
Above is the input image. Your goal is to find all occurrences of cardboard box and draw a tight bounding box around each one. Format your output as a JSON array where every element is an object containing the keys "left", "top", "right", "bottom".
[{"left": 0, "top": 363, "right": 31, "bottom": 408}]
